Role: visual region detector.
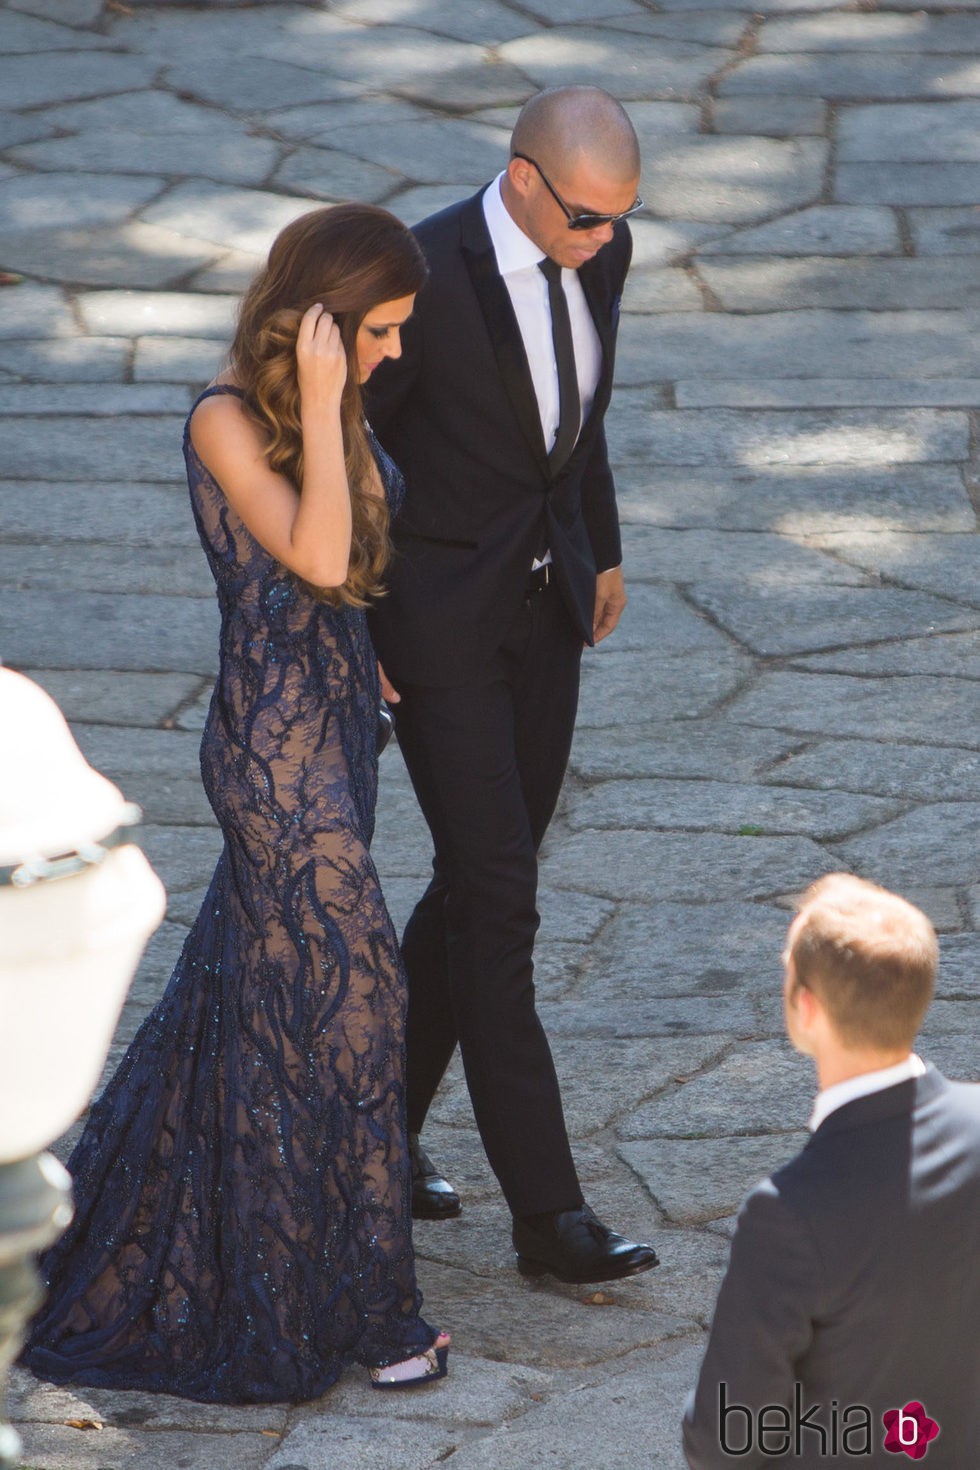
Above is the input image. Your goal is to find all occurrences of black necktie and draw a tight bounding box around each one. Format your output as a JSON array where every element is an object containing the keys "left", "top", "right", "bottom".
[{"left": 538, "top": 256, "right": 579, "bottom": 474}]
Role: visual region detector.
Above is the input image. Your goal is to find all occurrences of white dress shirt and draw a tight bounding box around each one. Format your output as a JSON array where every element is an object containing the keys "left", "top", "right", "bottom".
[
  {"left": 482, "top": 173, "right": 602, "bottom": 463},
  {"left": 808, "top": 1053, "right": 926, "bottom": 1133}
]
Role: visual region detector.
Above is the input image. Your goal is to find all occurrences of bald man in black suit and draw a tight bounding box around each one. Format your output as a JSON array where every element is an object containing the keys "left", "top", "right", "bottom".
[{"left": 366, "top": 87, "right": 657, "bottom": 1285}]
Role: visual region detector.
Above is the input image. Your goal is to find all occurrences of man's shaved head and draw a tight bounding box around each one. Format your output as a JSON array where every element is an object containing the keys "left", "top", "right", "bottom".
[{"left": 511, "top": 87, "right": 640, "bottom": 185}]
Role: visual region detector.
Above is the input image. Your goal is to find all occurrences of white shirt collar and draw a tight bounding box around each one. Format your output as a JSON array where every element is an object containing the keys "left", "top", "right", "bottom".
[
  {"left": 809, "top": 1054, "right": 926, "bottom": 1133},
  {"left": 482, "top": 172, "right": 546, "bottom": 276}
]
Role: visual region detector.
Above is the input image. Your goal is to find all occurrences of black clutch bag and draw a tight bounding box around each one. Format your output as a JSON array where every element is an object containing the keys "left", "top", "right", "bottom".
[{"left": 377, "top": 702, "right": 395, "bottom": 755}]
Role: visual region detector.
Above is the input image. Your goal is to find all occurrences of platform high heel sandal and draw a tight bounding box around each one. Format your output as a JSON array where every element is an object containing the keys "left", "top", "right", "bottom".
[{"left": 369, "top": 1332, "right": 451, "bottom": 1390}]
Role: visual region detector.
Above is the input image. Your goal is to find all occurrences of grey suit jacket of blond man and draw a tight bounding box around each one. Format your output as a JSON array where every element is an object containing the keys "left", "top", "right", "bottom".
[{"left": 683, "top": 1065, "right": 980, "bottom": 1468}]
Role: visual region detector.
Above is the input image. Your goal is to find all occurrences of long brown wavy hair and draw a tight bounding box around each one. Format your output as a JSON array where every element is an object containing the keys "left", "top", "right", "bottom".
[{"left": 229, "top": 204, "right": 427, "bottom": 606}]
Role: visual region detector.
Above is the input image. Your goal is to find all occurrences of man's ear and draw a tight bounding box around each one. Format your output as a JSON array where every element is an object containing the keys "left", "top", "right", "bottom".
[
  {"left": 507, "top": 155, "right": 534, "bottom": 199},
  {"left": 793, "top": 983, "right": 821, "bottom": 1032}
]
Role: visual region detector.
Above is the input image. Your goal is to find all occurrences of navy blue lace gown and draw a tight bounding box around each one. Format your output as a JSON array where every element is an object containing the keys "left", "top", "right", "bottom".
[{"left": 22, "top": 386, "right": 437, "bottom": 1403}]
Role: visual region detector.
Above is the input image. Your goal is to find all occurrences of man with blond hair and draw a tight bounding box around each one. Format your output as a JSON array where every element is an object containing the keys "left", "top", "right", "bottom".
[{"left": 683, "top": 874, "right": 980, "bottom": 1467}]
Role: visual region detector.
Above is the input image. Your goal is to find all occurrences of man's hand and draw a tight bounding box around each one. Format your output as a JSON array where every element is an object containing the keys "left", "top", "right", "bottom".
[
  {"left": 378, "top": 660, "right": 400, "bottom": 704},
  {"left": 593, "top": 565, "right": 626, "bottom": 643}
]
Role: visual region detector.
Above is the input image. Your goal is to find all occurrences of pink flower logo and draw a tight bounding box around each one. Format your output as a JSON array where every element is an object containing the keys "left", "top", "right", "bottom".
[{"left": 882, "top": 1402, "right": 940, "bottom": 1459}]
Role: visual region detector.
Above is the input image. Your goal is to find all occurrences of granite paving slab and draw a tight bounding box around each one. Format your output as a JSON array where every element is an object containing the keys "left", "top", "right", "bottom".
[
  {"left": 612, "top": 403, "right": 971, "bottom": 468},
  {"left": 906, "top": 206, "right": 980, "bottom": 254},
  {"left": 718, "top": 52, "right": 980, "bottom": 98},
  {"left": 695, "top": 203, "right": 901, "bottom": 256},
  {"left": 614, "top": 313, "right": 980, "bottom": 385},
  {"left": 0, "top": 383, "right": 189, "bottom": 415},
  {"left": 498, "top": 27, "right": 732, "bottom": 99},
  {"left": 804, "top": 530, "right": 980, "bottom": 606},
  {"left": 442, "top": 1341, "right": 702, "bottom": 1470},
  {"left": 571, "top": 900, "right": 793, "bottom": 1000},
  {"left": 0, "top": 50, "right": 158, "bottom": 110},
  {"left": 790, "top": 631, "right": 980, "bottom": 678},
  {"left": 514, "top": 0, "right": 658, "bottom": 18},
  {"left": 726, "top": 671, "right": 980, "bottom": 748},
  {"left": 567, "top": 718, "right": 801, "bottom": 781},
  {"left": 576, "top": 648, "right": 753, "bottom": 726},
  {"left": 711, "top": 95, "right": 827, "bottom": 136},
  {"left": 597, "top": 11, "right": 750, "bottom": 45},
  {"left": 763, "top": 737, "right": 980, "bottom": 802},
  {"left": 404, "top": 1272, "right": 692, "bottom": 1372},
  {"left": 7, "top": 1367, "right": 288, "bottom": 1434},
  {"left": 0, "top": 542, "right": 211, "bottom": 598},
  {"left": 302, "top": 117, "right": 512, "bottom": 185},
  {"left": 638, "top": 136, "right": 828, "bottom": 224},
  {"left": 546, "top": 830, "right": 831, "bottom": 902},
  {"left": 160, "top": 55, "right": 361, "bottom": 113},
  {"left": 270, "top": 146, "right": 402, "bottom": 205},
  {"left": 619, "top": 1134, "right": 806, "bottom": 1225},
  {"left": 443, "top": 1033, "right": 733, "bottom": 1138},
  {"left": 0, "top": 336, "right": 130, "bottom": 381},
  {"left": 139, "top": 182, "right": 315, "bottom": 258},
  {"left": 0, "top": 222, "right": 224, "bottom": 291},
  {"left": 677, "top": 377, "right": 980, "bottom": 408},
  {"left": 839, "top": 100, "right": 980, "bottom": 162},
  {"left": 0, "top": 589, "right": 218, "bottom": 673},
  {"left": 623, "top": 526, "right": 869, "bottom": 585},
  {"left": 920, "top": 999, "right": 980, "bottom": 1036},
  {"left": 0, "top": 282, "right": 78, "bottom": 339},
  {"left": 138, "top": 824, "right": 225, "bottom": 905},
  {"left": 590, "top": 583, "right": 734, "bottom": 654},
  {"left": 8, "top": 128, "right": 283, "bottom": 188},
  {"left": 688, "top": 584, "right": 980, "bottom": 655},
  {"left": 260, "top": 98, "right": 432, "bottom": 141},
  {"left": 620, "top": 266, "right": 705, "bottom": 312},
  {"left": 760, "top": 12, "right": 980, "bottom": 52},
  {"left": 832, "top": 802, "right": 980, "bottom": 888},
  {"left": 4, "top": 415, "right": 187, "bottom": 480},
  {"left": 837, "top": 163, "right": 980, "bottom": 208},
  {"left": 535, "top": 885, "right": 617, "bottom": 945},
  {"left": 16, "top": 668, "right": 203, "bottom": 729},
  {"left": 133, "top": 336, "right": 226, "bottom": 382},
  {"left": 696, "top": 257, "right": 980, "bottom": 312},
  {"left": 0, "top": 112, "right": 58, "bottom": 149},
  {"left": 613, "top": 464, "right": 976, "bottom": 533},
  {"left": 16, "top": 1426, "right": 278, "bottom": 1470},
  {"left": 618, "top": 1040, "right": 814, "bottom": 1139},
  {"left": 633, "top": 217, "right": 738, "bottom": 266},
  {"left": 542, "top": 992, "right": 759, "bottom": 1037},
  {"left": 936, "top": 935, "right": 980, "bottom": 994},
  {"left": 317, "top": 0, "right": 537, "bottom": 45},
  {"left": 0, "top": 482, "right": 191, "bottom": 544},
  {"left": 6, "top": 0, "right": 101, "bottom": 15},
  {"left": 565, "top": 777, "right": 901, "bottom": 840},
  {"left": 288, "top": 1350, "right": 553, "bottom": 1428},
  {"left": 0, "top": 9, "right": 108, "bottom": 49},
  {"left": 75, "top": 291, "right": 237, "bottom": 340}
]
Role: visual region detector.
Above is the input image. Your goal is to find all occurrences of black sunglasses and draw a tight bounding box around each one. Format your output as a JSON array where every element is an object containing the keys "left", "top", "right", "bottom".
[{"left": 513, "top": 152, "right": 643, "bottom": 232}]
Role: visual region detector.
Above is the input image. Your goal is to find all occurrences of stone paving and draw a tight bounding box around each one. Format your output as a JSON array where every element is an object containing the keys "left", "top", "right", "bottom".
[{"left": 1, "top": 0, "right": 978, "bottom": 1466}]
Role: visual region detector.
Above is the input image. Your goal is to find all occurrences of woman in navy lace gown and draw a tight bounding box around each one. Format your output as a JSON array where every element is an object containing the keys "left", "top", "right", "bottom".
[{"left": 23, "top": 205, "right": 449, "bottom": 1403}]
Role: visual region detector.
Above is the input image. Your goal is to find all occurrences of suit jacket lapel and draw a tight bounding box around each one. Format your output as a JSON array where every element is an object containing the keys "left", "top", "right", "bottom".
[
  {"left": 578, "top": 254, "right": 616, "bottom": 432},
  {"left": 459, "top": 192, "right": 551, "bottom": 478}
]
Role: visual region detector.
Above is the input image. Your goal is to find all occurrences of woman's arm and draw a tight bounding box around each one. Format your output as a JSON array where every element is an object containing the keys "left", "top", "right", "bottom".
[{"left": 190, "top": 304, "right": 353, "bottom": 588}]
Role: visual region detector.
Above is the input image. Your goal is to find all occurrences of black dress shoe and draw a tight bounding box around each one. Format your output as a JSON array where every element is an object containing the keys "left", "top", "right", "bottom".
[
  {"left": 512, "top": 1204, "right": 658, "bottom": 1284},
  {"left": 409, "top": 1133, "right": 461, "bottom": 1220}
]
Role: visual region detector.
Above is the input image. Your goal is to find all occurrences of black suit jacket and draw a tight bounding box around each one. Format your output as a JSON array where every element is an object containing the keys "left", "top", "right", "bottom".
[
  {"left": 365, "top": 186, "right": 630, "bottom": 687},
  {"left": 683, "top": 1066, "right": 980, "bottom": 1467}
]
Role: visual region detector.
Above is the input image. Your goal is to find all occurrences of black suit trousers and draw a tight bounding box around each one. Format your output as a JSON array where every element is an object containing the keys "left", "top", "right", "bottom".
[{"left": 392, "top": 581, "right": 585, "bottom": 1217}]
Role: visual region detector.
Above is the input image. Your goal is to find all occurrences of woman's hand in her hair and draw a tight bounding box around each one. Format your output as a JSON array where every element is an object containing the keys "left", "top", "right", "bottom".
[{"left": 296, "top": 303, "right": 347, "bottom": 410}]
